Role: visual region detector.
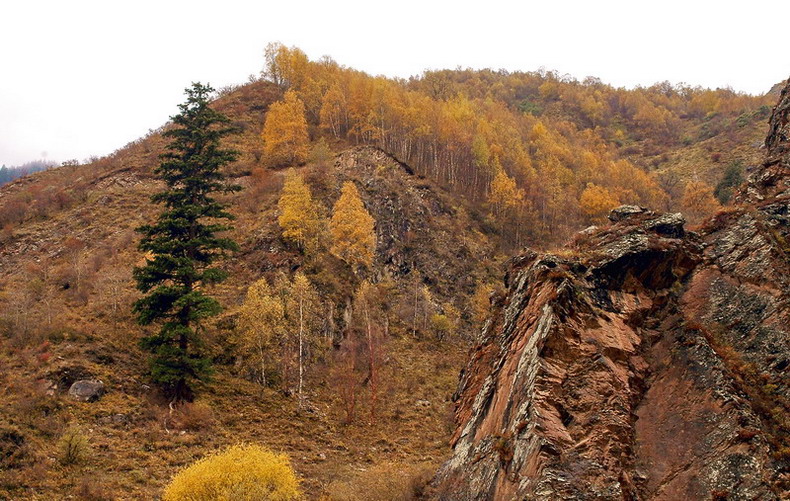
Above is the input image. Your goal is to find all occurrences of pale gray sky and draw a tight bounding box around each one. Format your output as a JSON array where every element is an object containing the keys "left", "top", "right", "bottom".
[{"left": 1, "top": 0, "right": 788, "bottom": 167}]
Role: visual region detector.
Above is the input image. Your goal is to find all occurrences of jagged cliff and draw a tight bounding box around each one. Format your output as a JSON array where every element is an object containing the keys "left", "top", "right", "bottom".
[{"left": 431, "top": 80, "right": 790, "bottom": 500}]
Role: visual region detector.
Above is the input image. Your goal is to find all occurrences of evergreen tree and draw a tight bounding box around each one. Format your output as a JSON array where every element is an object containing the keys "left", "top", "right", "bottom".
[
  {"left": 133, "top": 82, "right": 240, "bottom": 401},
  {"left": 714, "top": 161, "right": 745, "bottom": 204}
]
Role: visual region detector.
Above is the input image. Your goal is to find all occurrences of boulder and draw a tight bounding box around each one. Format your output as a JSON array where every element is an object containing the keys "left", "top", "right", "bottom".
[
  {"left": 68, "top": 380, "right": 105, "bottom": 402},
  {"left": 608, "top": 204, "right": 647, "bottom": 222}
]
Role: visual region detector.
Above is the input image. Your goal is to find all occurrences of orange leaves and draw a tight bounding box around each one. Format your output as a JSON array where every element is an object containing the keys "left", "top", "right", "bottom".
[
  {"left": 681, "top": 180, "right": 721, "bottom": 225},
  {"left": 261, "top": 90, "right": 309, "bottom": 168},
  {"left": 580, "top": 183, "right": 619, "bottom": 223},
  {"left": 329, "top": 182, "right": 376, "bottom": 271}
]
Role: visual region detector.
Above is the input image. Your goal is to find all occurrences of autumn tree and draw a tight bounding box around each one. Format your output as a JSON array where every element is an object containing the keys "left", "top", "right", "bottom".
[
  {"left": 579, "top": 183, "right": 619, "bottom": 223},
  {"left": 333, "top": 329, "right": 363, "bottom": 424},
  {"left": 470, "top": 283, "right": 493, "bottom": 328},
  {"left": 488, "top": 164, "right": 523, "bottom": 219},
  {"left": 319, "top": 84, "right": 348, "bottom": 138},
  {"left": 261, "top": 90, "right": 309, "bottom": 168},
  {"left": 284, "top": 273, "right": 320, "bottom": 405},
  {"left": 237, "top": 279, "right": 286, "bottom": 387},
  {"left": 681, "top": 179, "right": 721, "bottom": 225},
  {"left": 431, "top": 302, "right": 459, "bottom": 342},
  {"left": 277, "top": 169, "right": 322, "bottom": 252},
  {"left": 329, "top": 182, "right": 376, "bottom": 271},
  {"left": 353, "top": 281, "right": 389, "bottom": 422},
  {"left": 133, "top": 83, "right": 240, "bottom": 401}
]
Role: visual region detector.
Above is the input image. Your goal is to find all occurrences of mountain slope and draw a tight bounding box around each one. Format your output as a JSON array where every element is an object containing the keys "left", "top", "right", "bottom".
[{"left": 0, "top": 84, "right": 501, "bottom": 497}]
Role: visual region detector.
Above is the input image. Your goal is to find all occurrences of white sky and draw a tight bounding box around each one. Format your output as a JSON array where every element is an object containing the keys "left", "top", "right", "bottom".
[{"left": 1, "top": 0, "right": 788, "bottom": 167}]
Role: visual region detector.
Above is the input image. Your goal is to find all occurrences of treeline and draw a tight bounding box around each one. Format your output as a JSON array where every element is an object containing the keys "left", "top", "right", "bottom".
[
  {"left": 0, "top": 160, "right": 56, "bottom": 186},
  {"left": 257, "top": 44, "right": 771, "bottom": 242}
]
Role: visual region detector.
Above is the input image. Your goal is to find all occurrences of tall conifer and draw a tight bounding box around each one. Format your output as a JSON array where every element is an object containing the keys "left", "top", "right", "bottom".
[{"left": 133, "top": 83, "right": 240, "bottom": 400}]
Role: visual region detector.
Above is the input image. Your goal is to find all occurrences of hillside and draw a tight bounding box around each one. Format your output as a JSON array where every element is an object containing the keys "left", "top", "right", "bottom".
[
  {"left": 432, "top": 79, "right": 790, "bottom": 500},
  {"left": 0, "top": 49, "right": 784, "bottom": 500},
  {"left": 0, "top": 125, "right": 500, "bottom": 498}
]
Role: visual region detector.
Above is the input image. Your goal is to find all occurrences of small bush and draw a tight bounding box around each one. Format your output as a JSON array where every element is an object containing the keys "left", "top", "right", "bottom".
[
  {"left": 0, "top": 426, "right": 27, "bottom": 469},
  {"left": 58, "top": 426, "right": 90, "bottom": 465},
  {"left": 171, "top": 401, "right": 215, "bottom": 432},
  {"left": 162, "top": 444, "right": 300, "bottom": 501},
  {"left": 74, "top": 477, "right": 113, "bottom": 500},
  {"left": 324, "top": 462, "right": 434, "bottom": 501}
]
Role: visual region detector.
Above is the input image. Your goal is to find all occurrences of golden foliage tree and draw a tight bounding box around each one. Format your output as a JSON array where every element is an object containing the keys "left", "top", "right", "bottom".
[
  {"left": 488, "top": 164, "right": 523, "bottom": 219},
  {"left": 579, "top": 183, "right": 619, "bottom": 223},
  {"left": 329, "top": 182, "right": 376, "bottom": 270},
  {"left": 470, "top": 283, "right": 493, "bottom": 327},
  {"left": 277, "top": 169, "right": 322, "bottom": 252},
  {"left": 163, "top": 444, "right": 300, "bottom": 501},
  {"left": 236, "top": 279, "right": 286, "bottom": 387},
  {"left": 681, "top": 179, "right": 721, "bottom": 225},
  {"left": 284, "top": 272, "right": 321, "bottom": 405},
  {"left": 262, "top": 90, "right": 309, "bottom": 168}
]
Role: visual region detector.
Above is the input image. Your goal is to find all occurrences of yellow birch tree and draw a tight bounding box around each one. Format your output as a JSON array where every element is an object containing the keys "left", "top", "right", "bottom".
[
  {"left": 262, "top": 90, "right": 309, "bottom": 168},
  {"left": 277, "top": 169, "right": 322, "bottom": 253},
  {"left": 329, "top": 182, "right": 376, "bottom": 270}
]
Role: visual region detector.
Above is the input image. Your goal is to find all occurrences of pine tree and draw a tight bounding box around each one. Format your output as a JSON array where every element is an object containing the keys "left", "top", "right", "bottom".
[
  {"left": 329, "top": 182, "right": 376, "bottom": 271},
  {"left": 133, "top": 82, "right": 240, "bottom": 401}
]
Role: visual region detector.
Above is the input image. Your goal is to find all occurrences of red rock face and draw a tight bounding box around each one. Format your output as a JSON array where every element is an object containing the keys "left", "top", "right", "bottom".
[{"left": 432, "top": 79, "right": 790, "bottom": 500}]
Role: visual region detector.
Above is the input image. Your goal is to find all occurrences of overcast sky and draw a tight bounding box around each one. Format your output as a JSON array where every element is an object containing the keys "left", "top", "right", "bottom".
[{"left": 1, "top": 0, "right": 788, "bottom": 167}]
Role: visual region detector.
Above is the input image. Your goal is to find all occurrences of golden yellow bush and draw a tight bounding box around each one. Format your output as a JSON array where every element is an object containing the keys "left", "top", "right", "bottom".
[{"left": 163, "top": 444, "right": 300, "bottom": 501}]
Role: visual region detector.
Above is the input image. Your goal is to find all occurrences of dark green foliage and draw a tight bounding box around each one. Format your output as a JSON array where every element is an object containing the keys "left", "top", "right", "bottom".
[
  {"left": 714, "top": 161, "right": 745, "bottom": 204},
  {"left": 133, "top": 82, "right": 240, "bottom": 400},
  {"left": 518, "top": 99, "right": 543, "bottom": 116}
]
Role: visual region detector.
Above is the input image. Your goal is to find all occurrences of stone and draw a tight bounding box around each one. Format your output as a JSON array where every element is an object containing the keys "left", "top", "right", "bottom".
[
  {"left": 608, "top": 204, "right": 647, "bottom": 222},
  {"left": 68, "top": 380, "right": 105, "bottom": 402},
  {"left": 645, "top": 212, "right": 685, "bottom": 238}
]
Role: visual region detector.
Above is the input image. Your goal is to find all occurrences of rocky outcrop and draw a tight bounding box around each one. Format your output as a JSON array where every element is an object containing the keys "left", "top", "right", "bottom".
[
  {"left": 68, "top": 380, "right": 106, "bottom": 402},
  {"left": 432, "top": 79, "right": 790, "bottom": 500}
]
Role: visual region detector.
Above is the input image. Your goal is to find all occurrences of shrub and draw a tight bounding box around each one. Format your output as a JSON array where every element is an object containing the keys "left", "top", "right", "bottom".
[
  {"left": 324, "top": 462, "right": 433, "bottom": 501},
  {"left": 162, "top": 444, "right": 300, "bottom": 501},
  {"left": 58, "top": 426, "right": 90, "bottom": 465},
  {"left": 171, "top": 401, "right": 215, "bottom": 432}
]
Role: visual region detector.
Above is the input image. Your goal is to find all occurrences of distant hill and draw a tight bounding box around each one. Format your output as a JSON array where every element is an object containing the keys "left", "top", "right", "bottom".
[{"left": 0, "top": 160, "right": 56, "bottom": 186}]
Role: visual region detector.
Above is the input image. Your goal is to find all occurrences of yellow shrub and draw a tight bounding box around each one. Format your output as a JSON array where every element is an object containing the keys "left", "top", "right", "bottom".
[{"left": 163, "top": 444, "right": 300, "bottom": 501}]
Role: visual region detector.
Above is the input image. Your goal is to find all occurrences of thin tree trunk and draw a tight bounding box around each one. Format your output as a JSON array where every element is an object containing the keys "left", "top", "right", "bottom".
[
  {"left": 364, "top": 304, "right": 377, "bottom": 423},
  {"left": 298, "top": 297, "right": 304, "bottom": 406},
  {"left": 257, "top": 337, "right": 266, "bottom": 387}
]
